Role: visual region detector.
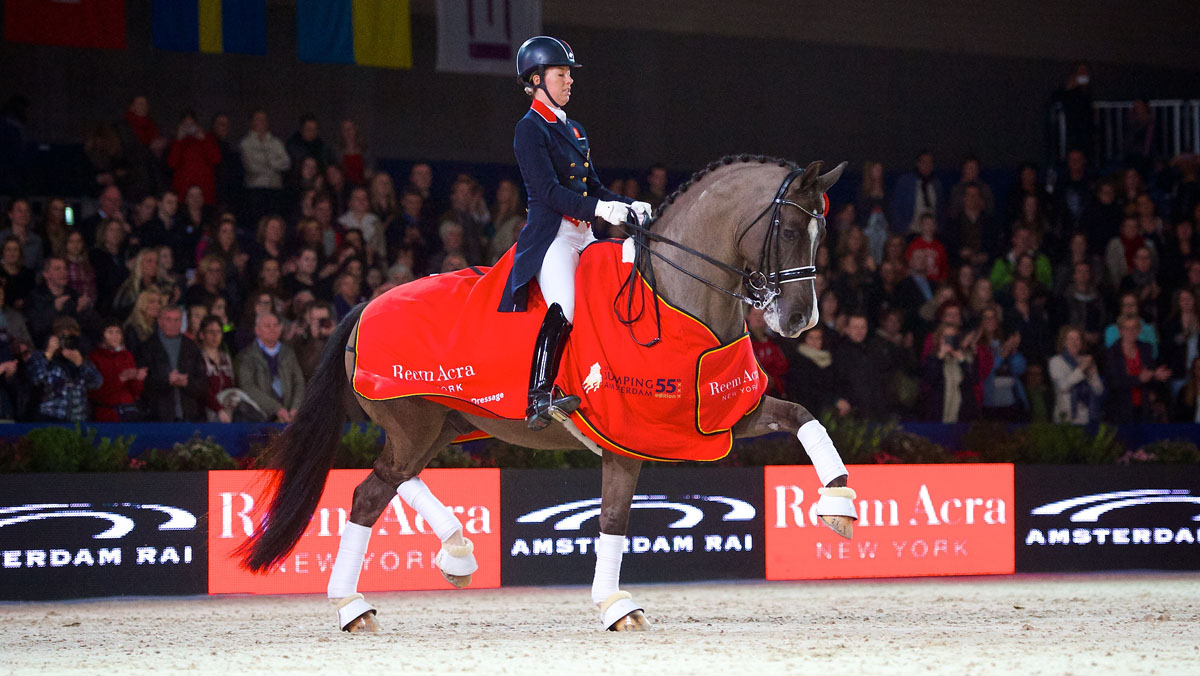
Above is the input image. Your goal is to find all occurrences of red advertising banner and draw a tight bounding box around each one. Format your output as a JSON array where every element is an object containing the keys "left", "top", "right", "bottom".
[
  {"left": 208, "top": 469, "right": 500, "bottom": 594},
  {"left": 765, "top": 464, "right": 1014, "bottom": 580}
]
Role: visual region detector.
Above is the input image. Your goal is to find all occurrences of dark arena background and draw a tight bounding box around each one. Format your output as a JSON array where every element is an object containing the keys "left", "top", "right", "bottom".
[{"left": 2, "top": 1, "right": 1199, "bottom": 673}]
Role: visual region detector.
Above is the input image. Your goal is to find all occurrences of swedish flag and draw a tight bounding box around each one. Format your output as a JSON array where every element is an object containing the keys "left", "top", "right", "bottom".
[
  {"left": 296, "top": 0, "right": 411, "bottom": 69},
  {"left": 152, "top": 0, "right": 267, "bottom": 55}
]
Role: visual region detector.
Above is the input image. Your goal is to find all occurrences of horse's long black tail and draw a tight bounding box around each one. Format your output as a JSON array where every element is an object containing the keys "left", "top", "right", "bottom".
[{"left": 237, "top": 302, "right": 368, "bottom": 572}]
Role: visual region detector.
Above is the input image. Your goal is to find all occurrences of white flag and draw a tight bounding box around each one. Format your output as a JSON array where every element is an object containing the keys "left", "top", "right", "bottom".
[{"left": 435, "top": 0, "right": 542, "bottom": 75}]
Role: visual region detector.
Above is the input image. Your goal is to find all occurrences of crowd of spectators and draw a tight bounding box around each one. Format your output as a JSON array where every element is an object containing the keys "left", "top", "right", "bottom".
[{"left": 2, "top": 91, "right": 1199, "bottom": 427}]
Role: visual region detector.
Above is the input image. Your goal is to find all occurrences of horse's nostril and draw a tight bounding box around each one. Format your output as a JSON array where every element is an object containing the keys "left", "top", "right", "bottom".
[{"left": 788, "top": 312, "right": 805, "bottom": 328}]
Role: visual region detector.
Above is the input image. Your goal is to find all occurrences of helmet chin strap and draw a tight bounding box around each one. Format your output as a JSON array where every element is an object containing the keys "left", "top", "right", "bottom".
[{"left": 534, "top": 66, "right": 566, "bottom": 109}]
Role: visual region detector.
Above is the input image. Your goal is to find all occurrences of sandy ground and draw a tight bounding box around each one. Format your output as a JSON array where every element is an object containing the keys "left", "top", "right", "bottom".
[{"left": 2, "top": 573, "right": 1198, "bottom": 675}]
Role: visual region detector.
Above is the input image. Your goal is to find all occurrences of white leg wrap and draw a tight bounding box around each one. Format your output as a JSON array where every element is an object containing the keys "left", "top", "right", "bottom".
[
  {"left": 434, "top": 538, "right": 478, "bottom": 576},
  {"left": 598, "top": 591, "right": 643, "bottom": 631},
  {"left": 397, "top": 476, "right": 463, "bottom": 542},
  {"left": 327, "top": 522, "right": 372, "bottom": 599},
  {"left": 797, "top": 420, "right": 848, "bottom": 487},
  {"left": 816, "top": 486, "right": 859, "bottom": 521},
  {"left": 591, "top": 533, "right": 625, "bottom": 605},
  {"left": 333, "top": 593, "right": 376, "bottom": 630}
]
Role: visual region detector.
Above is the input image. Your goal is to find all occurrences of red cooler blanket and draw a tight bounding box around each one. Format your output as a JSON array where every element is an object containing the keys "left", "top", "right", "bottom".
[{"left": 352, "top": 241, "right": 765, "bottom": 461}]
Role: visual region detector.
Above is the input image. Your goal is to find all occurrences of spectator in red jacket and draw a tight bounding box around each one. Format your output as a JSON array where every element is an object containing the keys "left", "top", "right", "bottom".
[
  {"left": 88, "top": 318, "right": 146, "bottom": 421},
  {"left": 905, "top": 212, "right": 950, "bottom": 282},
  {"left": 747, "top": 307, "right": 788, "bottom": 397},
  {"left": 167, "top": 111, "right": 221, "bottom": 205}
]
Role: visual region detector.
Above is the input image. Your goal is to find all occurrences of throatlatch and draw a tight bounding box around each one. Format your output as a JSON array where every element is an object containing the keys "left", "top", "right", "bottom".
[{"left": 526, "top": 302, "right": 581, "bottom": 430}]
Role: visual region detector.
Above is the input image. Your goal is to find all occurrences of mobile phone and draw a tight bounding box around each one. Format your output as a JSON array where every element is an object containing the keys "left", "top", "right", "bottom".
[{"left": 64, "top": 206, "right": 74, "bottom": 227}]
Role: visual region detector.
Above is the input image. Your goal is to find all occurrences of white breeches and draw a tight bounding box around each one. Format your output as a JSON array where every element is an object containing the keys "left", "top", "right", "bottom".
[{"left": 537, "top": 218, "right": 596, "bottom": 323}]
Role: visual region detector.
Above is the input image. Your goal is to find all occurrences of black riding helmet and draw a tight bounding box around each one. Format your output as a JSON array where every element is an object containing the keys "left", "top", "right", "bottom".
[{"left": 516, "top": 36, "right": 580, "bottom": 108}]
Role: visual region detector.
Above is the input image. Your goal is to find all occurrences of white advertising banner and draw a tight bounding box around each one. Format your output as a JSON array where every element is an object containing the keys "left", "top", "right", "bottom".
[{"left": 435, "top": 0, "right": 542, "bottom": 75}]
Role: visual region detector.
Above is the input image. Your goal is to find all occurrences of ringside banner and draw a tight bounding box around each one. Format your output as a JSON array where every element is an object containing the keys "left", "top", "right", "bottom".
[
  {"left": 207, "top": 469, "right": 500, "bottom": 594},
  {"left": 765, "top": 464, "right": 1014, "bottom": 580},
  {"left": 1015, "top": 465, "right": 1200, "bottom": 572},
  {"left": 0, "top": 473, "right": 208, "bottom": 600},
  {"left": 501, "top": 468, "right": 765, "bottom": 586}
]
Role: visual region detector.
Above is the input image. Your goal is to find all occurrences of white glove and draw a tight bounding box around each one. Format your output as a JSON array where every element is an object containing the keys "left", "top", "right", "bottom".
[
  {"left": 629, "top": 201, "right": 653, "bottom": 225},
  {"left": 594, "top": 200, "right": 632, "bottom": 225}
]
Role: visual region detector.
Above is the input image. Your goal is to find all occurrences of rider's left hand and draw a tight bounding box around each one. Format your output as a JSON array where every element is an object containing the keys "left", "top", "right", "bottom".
[{"left": 630, "top": 201, "right": 653, "bottom": 225}]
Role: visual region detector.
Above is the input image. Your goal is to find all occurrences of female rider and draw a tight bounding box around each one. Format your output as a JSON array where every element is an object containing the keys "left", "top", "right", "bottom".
[{"left": 500, "top": 36, "right": 651, "bottom": 430}]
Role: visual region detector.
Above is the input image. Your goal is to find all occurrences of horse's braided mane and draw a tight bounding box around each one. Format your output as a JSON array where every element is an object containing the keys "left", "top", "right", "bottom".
[{"left": 653, "top": 154, "right": 800, "bottom": 220}]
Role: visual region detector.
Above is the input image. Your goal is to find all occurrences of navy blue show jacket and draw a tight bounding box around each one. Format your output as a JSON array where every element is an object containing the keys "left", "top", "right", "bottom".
[{"left": 498, "top": 98, "right": 631, "bottom": 312}]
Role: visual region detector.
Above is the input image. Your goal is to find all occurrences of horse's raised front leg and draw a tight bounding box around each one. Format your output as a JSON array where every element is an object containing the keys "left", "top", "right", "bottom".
[
  {"left": 733, "top": 395, "right": 858, "bottom": 538},
  {"left": 593, "top": 450, "right": 650, "bottom": 631}
]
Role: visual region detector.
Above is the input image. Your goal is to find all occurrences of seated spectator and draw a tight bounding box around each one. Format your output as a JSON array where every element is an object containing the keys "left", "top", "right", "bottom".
[
  {"left": 64, "top": 231, "right": 99, "bottom": 303},
  {"left": 919, "top": 323, "right": 980, "bottom": 423},
  {"left": 339, "top": 186, "right": 386, "bottom": 260},
  {"left": 41, "top": 198, "right": 71, "bottom": 259},
  {"left": 332, "top": 272, "right": 364, "bottom": 320},
  {"left": 1024, "top": 363, "right": 1051, "bottom": 423},
  {"left": 25, "top": 317, "right": 102, "bottom": 422},
  {"left": 0, "top": 235, "right": 35, "bottom": 309},
  {"left": 283, "top": 246, "right": 320, "bottom": 299},
  {"left": 425, "top": 220, "right": 467, "bottom": 277},
  {"left": 920, "top": 297, "right": 964, "bottom": 360},
  {"left": 975, "top": 305, "right": 1028, "bottom": 421},
  {"left": 1158, "top": 219, "right": 1197, "bottom": 289},
  {"left": 1134, "top": 192, "right": 1165, "bottom": 252},
  {"left": 488, "top": 178, "right": 525, "bottom": 264},
  {"left": 184, "top": 302, "right": 208, "bottom": 342},
  {"left": 989, "top": 227, "right": 1052, "bottom": 292},
  {"left": 1080, "top": 180, "right": 1122, "bottom": 256},
  {"left": 88, "top": 318, "right": 146, "bottom": 422},
  {"left": 1104, "top": 291, "right": 1159, "bottom": 358},
  {"left": 254, "top": 257, "right": 285, "bottom": 299},
  {"left": 965, "top": 277, "right": 995, "bottom": 326},
  {"left": 1172, "top": 356, "right": 1200, "bottom": 422},
  {"left": 234, "top": 291, "right": 283, "bottom": 352},
  {"left": 27, "top": 256, "right": 99, "bottom": 349},
  {"left": 179, "top": 185, "right": 214, "bottom": 248},
  {"left": 194, "top": 215, "right": 248, "bottom": 288},
  {"left": 747, "top": 308, "right": 787, "bottom": 397},
  {"left": 250, "top": 214, "right": 287, "bottom": 276},
  {"left": 0, "top": 280, "right": 28, "bottom": 420},
  {"left": 440, "top": 174, "right": 490, "bottom": 265},
  {"left": 1052, "top": 232, "right": 1105, "bottom": 297},
  {"left": 292, "top": 301, "right": 335, "bottom": 381},
  {"left": 89, "top": 218, "right": 129, "bottom": 310},
  {"left": 1048, "top": 325, "right": 1104, "bottom": 424},
  {"left": 0, "top": 279, "right": 32, "bottom": 348},
  {"left": 1, "top": 198, "right": 44, "bottom": 270},
  {"left": 945, "top": 182, "right": 998, "bottom": 267},
  {"left": 904, "top": 213, "right": 949, "bottom": 283},
  {"left": 1160, "top": 287, "right": 1200, "bottom": 396},
  {"left": 1005, "top": 163, "right": 1048, "bottom": 226},
  {"left": 830, "top": 252, "right": 873, "bottom": 316},
  {"left": 1104, "top": 215, "right": 1151, "bottom": 289},
  {"left": 874, "top": 308, "right": 919, "bottom": 415},
  {"left": 832, "top": 314, "right": 889, "bottom": 420},
  {"left": 235, "top": 311, "right": 304, "bottom": 423},
  {"left": 1010, "top": 193, "right": 1051, "bottom": 255},
  {"left": 122, "top": 288, "right": 164, "bottom": 355},
  {"left": 1118, "top": 246, "right": 1162, "bottom": 324},
  {"left": 948, "top": 155, "right": 995, "bottom": 220},
  {"left": 182, "top": 253, "right": 235, "bottom": 318},
  {"left": 785, "top": 324, "right": 835, "bottom": 414},
  {"left": 197, "top": 316, "right": 236, "bottom": 422},
  {"left": 1105, "top": 315, "right": 1172, "bottom": 423},
  {"left": 1004, "top": 278, "right": 1053, "bottom": 365},
  {"left": 1056, "top": 261, "right": 1107, "bottom": 348},
  {"left": 112, "top": 247, "right": 172, "bottom": 318},
  {"left": 137, "top": 304, "right": 209, "bottom": 422}
]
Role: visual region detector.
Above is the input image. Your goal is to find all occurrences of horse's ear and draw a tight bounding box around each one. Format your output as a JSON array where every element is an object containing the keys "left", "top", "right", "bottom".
[
  {"left": 799, "top": 161, "right": 823, "bottom": 191},
  {"left": 814, "top": 161, "right": 848, "bottom": 194}
]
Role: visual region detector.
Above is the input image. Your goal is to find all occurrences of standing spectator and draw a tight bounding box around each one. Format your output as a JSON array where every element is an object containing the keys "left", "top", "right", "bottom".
[
  {"left": 235, "top": 311, "right": 304, "bottom": 423},
  {"left": 1005, "top": 163, "right": 1049, "bottom": 225},
  {"left": 945, "top": 183, "right": 998, "bottom": 267},
  {"left": 179, "top": 185, "right": 214, "bottom": 255},
  {"left": 1053, "top": 149, "right": 1092, "bottom": 236},
  {"left": 1052, "top": 232, "right": 1104, "bottom": 297},
  {"left": 113, "top": 95, "right": 166, "bottom": 200},
  {"left": 1161, "top": 287, "right": 1200, "bottom": 396},
  {"left": 291, "top": 301, "right": 335, "bottom": 381},
  {"left": 975, "top": 305, "right": 1028, "bottom": 421},
  {"left": 286, "top": 114, "right": 335, "bottom": 173},
  {"left": 63, "top": 231, "right": 98, "bottom": 304},
  {"left": 90, "top": 218, "right": 128, "bottom": 311},
  {"left": 831, "top": 314, "right": 889, "bottom": 419},
  {"left": 1105, "top": 315, "right": 1171, "bottom": 423},
  {"left": 39, "top": 198, "right": 71, "bottom": 259},
  {"left": 920, "top": 323, "right": 980, "bottom": 423},
  {"left": 240, "top": 109, "right": 291, "bottom": 225},
  {"left": 122, "top": 288, "right": 165, "bottom": 356},
  {"left": 1051, "top": 63, "right": 1094, "bottom": 159},
  {"left": 1011, "top": 194, "right": 1051, "bottom": 256},
  {"left": 167, "top": 111, "right": 221, "bottom": 205},
  {"left": 339, "top": 186, "right": 385, "bottom": 260},
  {"left": 0, "top": 236, "right": 35, "bottom": 309},
  {"left": 1079, "top": 181, "right": 1122, "bottom": 256},
  {"left": 82, "top": 123, "right": 125, "bottom": 198},
  {"left": 137, "top": 304, "right": 208, "bottom": 422},
  {"left": 80, "top": 185, "right": 125, "bottom": 247},
  {"left": 25, "top": 317, "right": 102, "bottom": 422},
  {"left": 904, "top": 213, "right": 949, "bottom": 283},
  {"left": 0, "top": 95, "right": 30, "bottom": 195},
  {"left": 892, "top": 150, "right": 944, "bottom": 232},
  {"left": 857, "top": 161, "right": 893, "bottom": 248},
  {"left": 335, "top": 119, "right": 372, "bottom": 186},
  {"left": 209, "top": 112, "right": 242, "bottom": 212},
  {"left": 1173, "top": 357, "right": 1200, "bottom": 422},
  {"left": 948, "top": 154, "right": 995, "bottom": 220},
  {"left": 746, "top": 308, "right": 787, "bottom": 398},
  {"left": 88, "top": 318, "right": 146, "bottom": 422},
  {"left": 1056, "top": 261, "right": 1107, "bottom": 348},
  {"left": 27, "top": 257, "right": 98, "bottom": 347},
  {"left": 1, "top": 198, "right": 44, "bottom": 270},
  {"left": 1005, "top": 278, "right": 1053, "bottom": 365},
  {"left": 488, "top": 178, "right": 526, "bottom": 264},
  {"left": 874, "top": 308, "right": 919, "bottom": 415},
  {"left": 197, "top": 316, "right": 236, "bottom": 422},
  {"left": 785, "top": 324, "right": 835, "bottom": 414},
  {"left": 1048, "top": 325, "right": 1104, "bottom": 424}
]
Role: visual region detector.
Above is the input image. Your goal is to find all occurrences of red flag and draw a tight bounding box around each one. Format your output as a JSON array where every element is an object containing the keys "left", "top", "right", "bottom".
[{"left": 4, "top": 0, "right": 127, "bottom": 49}]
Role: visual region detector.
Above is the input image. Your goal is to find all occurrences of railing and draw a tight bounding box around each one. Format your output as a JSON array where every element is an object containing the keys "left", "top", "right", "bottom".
[{"left": 1051, "top": 99, "right": 1200, "bottom": 164}]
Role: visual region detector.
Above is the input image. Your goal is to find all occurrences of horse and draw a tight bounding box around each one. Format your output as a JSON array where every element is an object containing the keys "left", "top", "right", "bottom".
[{"left": 239, "top": 154, "right": 857, "bottom": 633}]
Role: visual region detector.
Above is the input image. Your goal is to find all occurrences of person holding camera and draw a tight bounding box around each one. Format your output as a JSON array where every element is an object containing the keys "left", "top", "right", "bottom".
[
  {"left": 88, "top": 317, "right": 147, "bottom": 422},
  {"left": 25, "top": 316, "right": 102, "bottom": 422},
  {"left": 920, "top": 322, "right": 981, "bottom": 423},
  {"left": 167, "top": 110, "right": 221, "bottom": 206},
  {"left": 291, "top": 300, "right": 334, "bottom": 381}
]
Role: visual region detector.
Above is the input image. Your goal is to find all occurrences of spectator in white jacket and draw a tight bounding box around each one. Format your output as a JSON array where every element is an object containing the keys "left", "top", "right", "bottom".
[
  {"left": 1048, "top": 325, "right": 1105, "bottom": 424},
  {"left": 239, "top": 109, "right": 290, "bottom": 226}
]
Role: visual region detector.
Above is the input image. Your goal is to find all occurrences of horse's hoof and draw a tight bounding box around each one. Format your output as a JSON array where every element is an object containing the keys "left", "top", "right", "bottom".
[
  {"left": 609, "top": 609, "right": 651, "bottom": 632},
  {"left": 441, "top": 570, "right": 473, "bottom": 588},
  {"left": 820, "top": 514, "right": 854, "bottom": 539},
  {"left": 344, "top": 611, "right": 380, "bottom": 634}
]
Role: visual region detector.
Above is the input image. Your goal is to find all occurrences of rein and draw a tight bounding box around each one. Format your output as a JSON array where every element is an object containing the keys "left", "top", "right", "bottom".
[{"left": 614, "top": 167, "right": 826, "bottom": 346}]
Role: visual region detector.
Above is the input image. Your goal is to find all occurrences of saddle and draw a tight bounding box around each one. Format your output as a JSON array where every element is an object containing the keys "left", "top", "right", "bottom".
[{"left": 351, "top": 241, "right": 766, "bottom": 462}]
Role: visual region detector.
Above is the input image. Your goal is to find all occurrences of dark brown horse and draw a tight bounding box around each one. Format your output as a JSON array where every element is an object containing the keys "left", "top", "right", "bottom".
[{"left": 239, "top": 155, "right": 857, "bottom": 632}]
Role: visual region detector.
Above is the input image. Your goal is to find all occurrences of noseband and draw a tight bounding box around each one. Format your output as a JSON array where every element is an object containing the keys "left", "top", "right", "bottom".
[{"left": 616, "top": 166, "right": 825, "bottom": 345}]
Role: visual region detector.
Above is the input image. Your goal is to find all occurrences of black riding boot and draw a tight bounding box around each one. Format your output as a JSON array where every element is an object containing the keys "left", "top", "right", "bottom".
[{"left": 526, "top": 303, "right": 581, "bottom": 431}]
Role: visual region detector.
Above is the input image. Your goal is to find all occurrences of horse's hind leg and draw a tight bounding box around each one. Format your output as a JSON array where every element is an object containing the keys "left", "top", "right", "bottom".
[
  {"left": 592, "top": 451, "right": 651, "bottom": 631},
  {"left": 327, "top": 398, "right": 467, "bottom": 633}
]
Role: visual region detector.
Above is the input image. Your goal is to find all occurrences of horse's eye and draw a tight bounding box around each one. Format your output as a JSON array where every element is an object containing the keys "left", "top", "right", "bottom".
[{"left": 781, "top": 228, "right": 799, "bottom": 242}]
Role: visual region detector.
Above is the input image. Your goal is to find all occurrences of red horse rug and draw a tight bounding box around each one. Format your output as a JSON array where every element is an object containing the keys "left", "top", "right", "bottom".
[{"left": 351, "top": 241, "right": 765, "bottom": 462}]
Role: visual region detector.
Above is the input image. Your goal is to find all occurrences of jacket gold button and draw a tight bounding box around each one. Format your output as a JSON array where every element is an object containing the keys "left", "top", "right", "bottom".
[
  {"left": 569, "top": 175, "right": 575, "bottom": 180},
  {"left": 583, "top": 162, "right": 589, "bottom": 167},
  {"left": 570, "top": 162, "right": 576, "bottom": 167},
  {"left": 582, "top": 191, "right": 588, "bottom": 196}
]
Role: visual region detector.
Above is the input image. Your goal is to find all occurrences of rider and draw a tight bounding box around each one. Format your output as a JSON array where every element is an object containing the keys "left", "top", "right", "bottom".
[{"left": 500, "top": 36, "right": 652, "bottom": 430}]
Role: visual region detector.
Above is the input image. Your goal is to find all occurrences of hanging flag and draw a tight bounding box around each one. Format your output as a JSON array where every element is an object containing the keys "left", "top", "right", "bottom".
[
  {"left": 435, "top": 0, "right": 541, "bottom": 75},
  {"left": 4, "top": 0, "right": 127, "bottom": 49},
  {"left": 151, "top": 0, "right": 267, "bottom": 55},
  {"left": 296, "top": 0, "right": 411, "bottom": 69}
]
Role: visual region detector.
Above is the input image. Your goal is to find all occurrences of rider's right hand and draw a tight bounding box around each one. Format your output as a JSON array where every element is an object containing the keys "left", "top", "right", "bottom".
[{"left": 594, "top": 201, "right": 632, "bottom": 225}]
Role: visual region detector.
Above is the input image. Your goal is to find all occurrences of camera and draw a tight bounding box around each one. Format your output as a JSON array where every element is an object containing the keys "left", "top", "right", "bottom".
[{"left": 59, "top": 334, "right": 80, "bottom": 351}]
